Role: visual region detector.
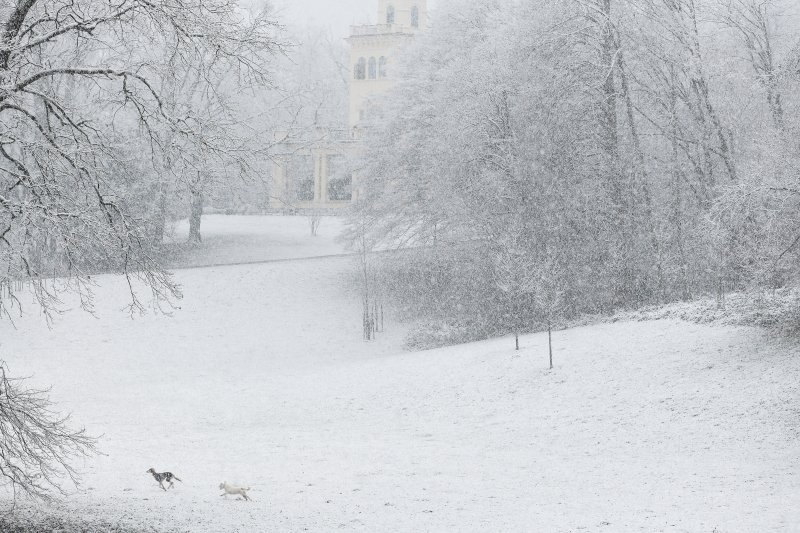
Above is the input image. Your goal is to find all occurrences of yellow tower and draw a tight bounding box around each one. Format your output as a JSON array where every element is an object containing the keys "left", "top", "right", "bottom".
[
  {"left": 346, "top": 0, "right": 428, "bottom": 128},
  {"left": 269, "top": 1, "right": 428, "bottom": 212}
]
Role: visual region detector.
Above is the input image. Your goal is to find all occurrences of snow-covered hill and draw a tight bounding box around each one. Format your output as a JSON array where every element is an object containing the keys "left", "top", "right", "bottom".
[{"left": 0, "top": 217, "right": 798, "bottom": 532}]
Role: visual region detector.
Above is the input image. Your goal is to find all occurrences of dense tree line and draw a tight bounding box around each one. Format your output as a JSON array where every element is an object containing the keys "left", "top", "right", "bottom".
[{"left": 348, "top": 0, "right": 800, "bottom": 346}]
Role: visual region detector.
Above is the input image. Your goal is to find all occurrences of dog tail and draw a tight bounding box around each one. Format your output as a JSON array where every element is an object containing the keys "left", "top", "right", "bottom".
[{"left": 174, "top": 476, "right": 183, "bottom": 482}]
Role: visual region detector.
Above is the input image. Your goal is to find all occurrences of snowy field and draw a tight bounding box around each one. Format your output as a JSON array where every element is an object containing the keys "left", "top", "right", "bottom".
[
  {"left": 166, "top": 215, "right": 348, "bottom": 267},
  {"left": 0, "top": 216, "right": 799, "bottom": 532}
]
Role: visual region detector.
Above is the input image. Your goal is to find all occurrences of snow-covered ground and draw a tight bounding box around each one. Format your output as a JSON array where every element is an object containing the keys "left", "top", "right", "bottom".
[
  {"left": 1, "top": 216, "right": 799, "bottom": 532},
  {"left": 166, "top": 215, "right": 348, "bottom": 267}
]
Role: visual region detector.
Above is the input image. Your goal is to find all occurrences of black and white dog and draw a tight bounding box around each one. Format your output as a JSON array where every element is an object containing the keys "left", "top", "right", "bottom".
[{"left": 146, "top": 468, "right": 182, "bottom": 491}]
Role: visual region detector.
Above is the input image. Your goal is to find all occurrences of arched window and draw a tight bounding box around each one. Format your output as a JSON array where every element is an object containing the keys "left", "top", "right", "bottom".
[
  {"left": 386, "top": 4, "right": 395, "bottom": 24},
  {"left": 378, "top": 56, "right": 388, "bottom": 78},
  {"left": 368, "top": 57, "right": 377, "bottom": 79},
  {"left": 354, "top": 57, "right": 366, "bottom": 80},
  {"left": 411, "top": 6, "right": 419, "bottom": 28}
]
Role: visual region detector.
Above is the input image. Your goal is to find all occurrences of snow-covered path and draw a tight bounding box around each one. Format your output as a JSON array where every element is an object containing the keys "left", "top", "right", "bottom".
[{"left": 0, "top": 219, "right": 798, "bottom": 531}]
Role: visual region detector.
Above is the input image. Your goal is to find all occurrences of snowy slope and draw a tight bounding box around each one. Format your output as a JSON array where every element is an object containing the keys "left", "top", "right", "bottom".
[{"left": 0, "top": 217, "right": 798, "bottom": 532}]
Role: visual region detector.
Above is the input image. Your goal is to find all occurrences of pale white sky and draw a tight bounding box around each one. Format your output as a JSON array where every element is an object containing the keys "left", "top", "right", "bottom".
[{"left": 272, "top": 0, "right": 437, "bottom": 39}]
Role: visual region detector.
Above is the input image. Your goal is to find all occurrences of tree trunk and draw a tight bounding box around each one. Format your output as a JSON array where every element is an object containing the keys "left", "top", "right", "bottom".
[
  {"left": 596, "top": 0, "right": 636, "bottom": 307},
  {"left": 669, "top": 66, "right": 691, "bottom": 301},
  {"left": 598, "top": 0, "right": 622, "bottom": 205},
  {"left": 153, "top": 210, "right": 166, "bottom": 246},
  {"left": 724, "top": 1, "right": 784, "bottom": 130},
  {"left": 685, "top": 0, "right": 737, "bottom": 183},
  {"left": 188, "top": 188, "right": 204, "bottom": 244},
  {"left": 618, "top": 50, "right": 660, "bottom": 304},
  {"left": 309, "top": 214, "right": 321, "bottom": 236},
  {"left": 152, "top": 181, "right": 168, "bottom": 246}
]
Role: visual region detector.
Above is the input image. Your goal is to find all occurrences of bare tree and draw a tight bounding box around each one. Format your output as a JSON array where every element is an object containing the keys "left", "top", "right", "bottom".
[
  {"left": 0, "top": 0, "right": 281, "bottom": 313},
  {"left": 308, "top": 210, "right": 323, "bottom": 236},
  {"left": 719, "top": 0, "right": 786, "bottom": 129},
  {"left": 0, "top": 0, "right": 282, "bottom": 498},
  {"left": 493, "top": 233, "right": 535, "bottom": 352},
  {"left": 0, "top": 362, "right": 96, "bottom": 500},
  {"left": 352, "top": 217, "right": 384, "bottom": 341}
]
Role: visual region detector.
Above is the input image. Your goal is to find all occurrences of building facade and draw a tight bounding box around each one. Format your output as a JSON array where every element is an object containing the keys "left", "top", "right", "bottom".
[
  {"left": 269, "top": 128, "right": 355, "bottom": 212},
  {"left": 347, "top": 0, "right": 427, "bottom": 128},
  {"left": 270, "top": 1, "right": 428, "bottom": 212}
]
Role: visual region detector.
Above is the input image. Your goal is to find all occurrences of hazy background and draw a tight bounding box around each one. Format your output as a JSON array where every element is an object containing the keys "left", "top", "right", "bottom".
[{"left": 273, "top": 0, "right": 437, "bottom": 39}]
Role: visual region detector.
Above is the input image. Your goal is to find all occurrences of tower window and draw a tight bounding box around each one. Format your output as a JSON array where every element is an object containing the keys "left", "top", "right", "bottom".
[
  {"left": 368, "top": 57, "right": 377, "bottom": 79},
  {"left": 379, "top": 56, "right": 387, "bottom": 78},
  {"left": 354, "top": 57, "right": 366, "bottom": 80},
  {"left": 386, "top": 4, "right": 395, "bottom": 24},
  {"left": 411, "top": 6, "right": 419, "bottom": 28}
]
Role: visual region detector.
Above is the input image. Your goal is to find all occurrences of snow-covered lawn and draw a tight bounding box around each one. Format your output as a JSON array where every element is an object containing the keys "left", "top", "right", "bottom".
[
  {"left": 0, "top": 216, "right": 798, "bottom": 532},
  {"left": 166, "top": 215, "right": 348, "bottom": 267}
]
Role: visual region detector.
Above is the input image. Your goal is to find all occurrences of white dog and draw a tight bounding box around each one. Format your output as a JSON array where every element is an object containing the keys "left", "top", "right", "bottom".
[{"left": 219, "top": 481, "right": 251, "bottom": 501}]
